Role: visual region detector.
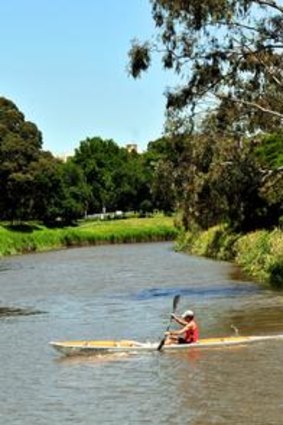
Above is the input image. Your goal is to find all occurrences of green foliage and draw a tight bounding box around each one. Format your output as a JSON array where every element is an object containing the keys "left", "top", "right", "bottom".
[
  {"left": 178, "top": 226, "right": 283, "bottom": 288},
  {"left": 128, "top": 2, "right": 283, "bottom": 234},
  {"left": 129, "top": 0, "right": 283, "bottom": 133},
  {"left": 255, "top": 131, "right": 283, "bottom": 169},
  {"left": 128, "top": 41, "right": 151, "bottom": 78},
  {"left": 0, "top": 98, "right": 43, "bottom": 220},
  {"left": 30, "top": 152, "right": 65, "bottom": 222},
  {"left": 210, "top": 138, "right": 269, "bottom": 231},
  {"left": 235, "top": 229, "right": 283, "bottom": 288},
  {"left": 148, "top": 132, "right": 272, "bottom": 232},
  {"left": 176, "top": 224, "right": 239, "bottom": 261},
  {"left": 0, "top": 97, "right": 95, "bottom": 224},
  {"left": 73, "top": 137, "right": 154, "bottom": 214},
  {"left": 60, "top": 159, "right": 91, "bottom": 223},
  {"left": 73, "top": 137, "right": 119, "bottom": 212}
]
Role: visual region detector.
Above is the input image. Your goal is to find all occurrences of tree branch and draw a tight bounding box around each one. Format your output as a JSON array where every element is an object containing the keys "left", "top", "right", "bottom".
[
  {"left": 256, "top": 0, "right": 283, "bottom": 14},
  {"left": 242, "top": 44, "right": 283, "bottom": 88},
  {"left": 261, "top": 166, "right": 283, "bottom": 182},
  {"left": 219, "top": 95, "right": 283, "bottom": 119}
]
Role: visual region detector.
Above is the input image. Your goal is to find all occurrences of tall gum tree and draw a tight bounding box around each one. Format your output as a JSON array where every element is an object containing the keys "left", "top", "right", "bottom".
[
  {"left": 128, "top": 1, "right": 283, "bottom": 229},
  {"left": 128, "top": 0, "right": 283, "bottom": 132}
]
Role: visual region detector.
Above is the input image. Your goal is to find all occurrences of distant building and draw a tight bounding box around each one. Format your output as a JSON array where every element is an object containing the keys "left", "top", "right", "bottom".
[
  {"left": 126, "top": 144, "right": 138, "bottom": 153},
  {"left": 56, "top": 152, "right": 72, "bottom": 162}
]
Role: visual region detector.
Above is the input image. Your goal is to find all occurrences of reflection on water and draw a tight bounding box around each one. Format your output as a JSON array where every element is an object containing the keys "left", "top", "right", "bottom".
[
  {"left": 55, "top": 352, "right": 134, "bottom": 366},
  {"left": 0, "top": 306, "right": 45, "bottom": 317},
  {"left": 0, "top": 242, "right": 283, "bottom": 425}
]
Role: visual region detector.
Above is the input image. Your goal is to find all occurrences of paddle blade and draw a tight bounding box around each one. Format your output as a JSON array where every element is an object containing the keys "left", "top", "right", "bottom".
[
  {"left": 157, "top": 337, "right": 166, "bottom": 352},
  {"left": 157, "top": 295, "right": 181, "bottom": 352},
  {"left": 173, "top": 294, "right": 180, "bottom": 312}
]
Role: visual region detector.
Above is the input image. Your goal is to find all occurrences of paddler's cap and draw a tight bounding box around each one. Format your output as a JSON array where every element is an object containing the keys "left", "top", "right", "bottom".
[{"left": 182, "top": 310, "right": 194, "bottom": 318}]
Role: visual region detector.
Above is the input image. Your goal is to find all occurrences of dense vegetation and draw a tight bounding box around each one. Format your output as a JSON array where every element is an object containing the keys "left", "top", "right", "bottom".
[{"left": 176, "top": 225, "right": 283, "bottom": 288}]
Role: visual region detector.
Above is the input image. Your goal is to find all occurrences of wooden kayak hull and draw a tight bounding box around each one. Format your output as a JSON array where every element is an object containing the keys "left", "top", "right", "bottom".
[{"left": 50, "top": 334, "right": 283, "bottom": 356}]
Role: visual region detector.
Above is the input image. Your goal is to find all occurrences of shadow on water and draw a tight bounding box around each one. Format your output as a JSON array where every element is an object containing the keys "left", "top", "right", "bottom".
[
  {"left": 0, "top": 306, "right": 46, "bottom": 317},
  {"left": 132, "top": 286, "right": 258, "bottom": 301}
]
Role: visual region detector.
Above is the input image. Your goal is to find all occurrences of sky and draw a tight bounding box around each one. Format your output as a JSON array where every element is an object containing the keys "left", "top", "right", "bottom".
[{"left": 0, "top": 0, "right": 177, "bottom": 156}]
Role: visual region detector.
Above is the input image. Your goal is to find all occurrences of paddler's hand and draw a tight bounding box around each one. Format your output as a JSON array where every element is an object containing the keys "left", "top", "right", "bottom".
[
  {"left": 171, "top": 313, "right": 177, "bottom": 320},
  {"left": 164, "top": 331, "right": 170, "bottom": 336}
]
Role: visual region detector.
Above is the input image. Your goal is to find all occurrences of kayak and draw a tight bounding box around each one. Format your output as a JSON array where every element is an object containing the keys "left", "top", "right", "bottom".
[{"left": 50, "top": 334, "right": 283, "bottom": 356}]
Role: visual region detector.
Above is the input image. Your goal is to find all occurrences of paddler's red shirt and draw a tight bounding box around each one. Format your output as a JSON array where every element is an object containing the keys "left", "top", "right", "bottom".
[{"left": 184, "top": 320, "right": 199, "bottom": 343}]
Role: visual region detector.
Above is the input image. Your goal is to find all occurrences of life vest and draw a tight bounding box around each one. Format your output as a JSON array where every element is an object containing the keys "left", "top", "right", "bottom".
[{"left": 184, "top": 321, "right": 199, "bottom": 343}]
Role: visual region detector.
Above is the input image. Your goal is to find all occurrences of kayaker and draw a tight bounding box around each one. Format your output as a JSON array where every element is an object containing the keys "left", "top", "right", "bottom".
[{"left": 164, "top": 310, "right": 199, "bottom": 345}]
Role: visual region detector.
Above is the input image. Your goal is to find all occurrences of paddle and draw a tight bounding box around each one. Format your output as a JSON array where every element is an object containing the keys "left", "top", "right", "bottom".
[{"left": 157, "top": 294, "right": 180, "bottom": 351}]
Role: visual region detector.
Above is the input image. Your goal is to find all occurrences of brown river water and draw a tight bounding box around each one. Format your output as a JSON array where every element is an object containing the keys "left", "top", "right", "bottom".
[{"left": 0, "top": 242, "right": 283, "bottom": 424}]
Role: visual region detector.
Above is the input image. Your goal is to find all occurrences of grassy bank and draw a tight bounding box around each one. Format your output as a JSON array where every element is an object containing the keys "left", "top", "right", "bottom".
[
  {"left": 0, "top": 216, "right": 177, "bottom": 257},
  {"left": 176, "top": 225, "right": 283, "bottom": 288}
]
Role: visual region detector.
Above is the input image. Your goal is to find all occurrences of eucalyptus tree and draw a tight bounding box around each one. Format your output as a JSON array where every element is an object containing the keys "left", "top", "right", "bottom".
[
  {"left": 129, "top": 0, "right": 283, "bottom": 133},
  {"left": 128, "top": 1, "right": 283, "bottom": 230},
  {"left": 255, "top": 131, "right": 283, "bottom": 223}
]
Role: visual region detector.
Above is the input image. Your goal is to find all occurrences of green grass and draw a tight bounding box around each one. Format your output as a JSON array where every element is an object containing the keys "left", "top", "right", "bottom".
[
  {"left": 176, "top": 225, "right": 283, "bottom": 288},
  {"left": 0, "top": 216, "right": 177, "bottom": 257}
]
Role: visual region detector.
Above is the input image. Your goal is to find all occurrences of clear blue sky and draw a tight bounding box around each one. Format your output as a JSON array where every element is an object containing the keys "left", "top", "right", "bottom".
[{"left": 0, "top": 0, "right": 177, "bottom": 155}]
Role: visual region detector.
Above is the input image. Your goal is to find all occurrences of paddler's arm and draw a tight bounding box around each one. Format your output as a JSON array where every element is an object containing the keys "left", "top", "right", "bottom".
[
  {"left": 165, "top": 323, "right": 191, "bottom": 336},
  {"left": 171, "top": 313, "right": 188, "bottom": 326}
]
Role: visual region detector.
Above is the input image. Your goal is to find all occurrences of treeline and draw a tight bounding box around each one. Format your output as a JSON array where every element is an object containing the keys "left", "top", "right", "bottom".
[
  {"left": 1, "top": 96, "right": 282, "bottom": 231},
  {"left": 0, "top": 97, "right": 171, "bottom": 224}
]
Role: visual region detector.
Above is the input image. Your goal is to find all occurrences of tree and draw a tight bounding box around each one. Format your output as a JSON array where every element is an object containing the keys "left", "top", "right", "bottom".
[
  {"left": 147, "top": 130, "right": 276, "bottom": 231},
  {"left": 73, "top": 137, "right": 155, "bottom": 214},
  {"left": 73, "top": 137, "right": 121, "bottom": 213},
  {"left": 31, "top": 152, "right": 66, "bottom": 223},
  {"left": 255, "top": 131, "right": 283, "bottom": 223},
  {"left": 0, "top": 97, "right": 43, "bottom": 221},
  {"left": 128, "top": 0, "right": 283, "bottom": 134},
  {"left": 60, "top": 159, "right": 91, "bottom": 222},
  {"left": 208, "top": 137, "right": 269, "bottom": 231},
  {"left": 31, "top": 154, "right": 92, "bottom": 224},
  {"left": 111, "top": 149, "right": 153, "bottom": 212},
  {"left": 128, "top": 3, "right": 283, "bottom": 230}
]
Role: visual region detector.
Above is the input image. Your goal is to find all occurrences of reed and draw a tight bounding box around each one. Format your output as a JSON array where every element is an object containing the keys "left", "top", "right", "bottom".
[
  {"left": 235, "top": 229, "right": 283, "bottom": 288},
  {"left": 0, "top": 216, "right": 177, "bottom": 257},
  {"left": 176, "top": 225, "right": 283, "bottom": 288}
]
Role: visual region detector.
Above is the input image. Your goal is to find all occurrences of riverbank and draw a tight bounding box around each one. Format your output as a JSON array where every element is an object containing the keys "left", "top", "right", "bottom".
[
  {"left": 176, "top": 225, "right": 283, "bottom": 288},
  {"left": 0, "top": 216, "right": 177, "bottom": 257}
]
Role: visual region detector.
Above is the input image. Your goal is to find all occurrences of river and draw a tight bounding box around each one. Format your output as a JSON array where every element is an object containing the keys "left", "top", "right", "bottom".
[{"left": 0, "top": 242, "right": 283, "bottom": 424}]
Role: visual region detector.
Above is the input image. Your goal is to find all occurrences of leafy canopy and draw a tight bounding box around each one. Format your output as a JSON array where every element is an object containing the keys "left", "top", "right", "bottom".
[{"left": 129, "top": 0, "right": 283, "bottom": 133}]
